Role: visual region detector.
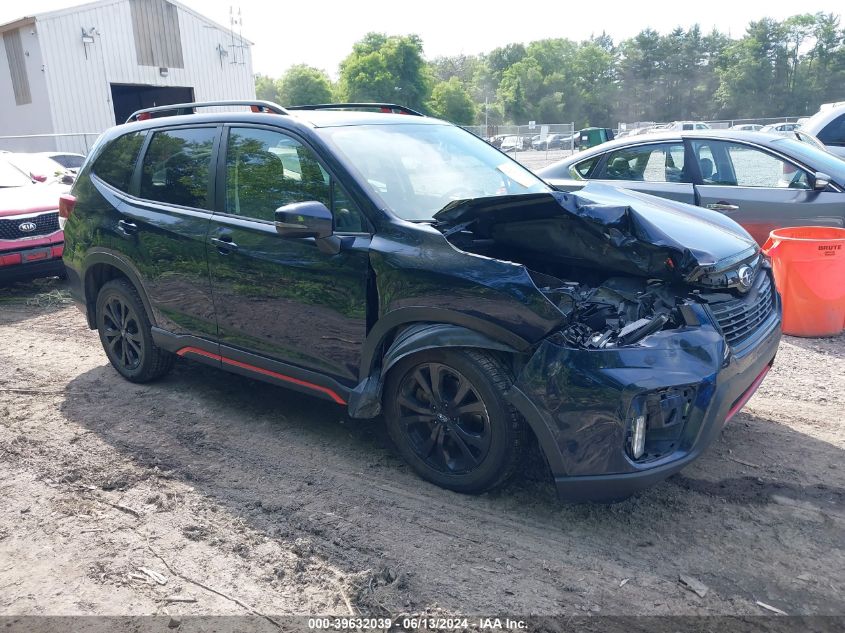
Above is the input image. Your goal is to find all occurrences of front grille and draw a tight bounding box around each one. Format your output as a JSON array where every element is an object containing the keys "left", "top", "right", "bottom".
[
  {"left": 709, "top": 272, "right": 775, "bottom": 346},
  {"left": 0, "top": 212, "right": 60, "bottom": 240}
]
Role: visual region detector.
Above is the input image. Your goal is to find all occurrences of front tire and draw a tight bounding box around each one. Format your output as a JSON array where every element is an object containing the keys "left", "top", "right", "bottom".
[
  {"left": 384, "top": 349, "right": 524, "bottom": 494},
  {"left": 95, "top": 278, "right": 173, "bottom": 383}
]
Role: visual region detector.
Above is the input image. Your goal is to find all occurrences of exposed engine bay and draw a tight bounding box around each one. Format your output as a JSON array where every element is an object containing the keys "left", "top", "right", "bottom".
[
  {"left": 433, "top": 184, "right": 763, "bottom": 350},
  {"left": 530, "top": 273, "right": 682, "bottom": 349}
]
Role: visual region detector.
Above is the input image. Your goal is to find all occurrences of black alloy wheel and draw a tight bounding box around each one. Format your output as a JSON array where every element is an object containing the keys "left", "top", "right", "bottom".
[
  {"left": 95, "top": 278, "right": 174, "bottom": 383},
  {"left": 100, "top": 295, "right": 143, "bottom": 372},
  {"left": 385, "top": 349, "right": 524, "bottom": 494},
  {"left": 396, "top": 362, "right": 492, "bottom": 475}
]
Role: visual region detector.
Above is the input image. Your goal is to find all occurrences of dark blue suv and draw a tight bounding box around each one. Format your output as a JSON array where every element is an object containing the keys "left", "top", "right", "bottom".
[{"left": 62, "top": 101, "right": 781, "bottom": 500}]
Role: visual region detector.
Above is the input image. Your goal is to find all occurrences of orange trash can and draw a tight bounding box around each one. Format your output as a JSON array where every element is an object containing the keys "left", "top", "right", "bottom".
[{"left": 762, "top": 226, "right": 845, "bottom": 337}]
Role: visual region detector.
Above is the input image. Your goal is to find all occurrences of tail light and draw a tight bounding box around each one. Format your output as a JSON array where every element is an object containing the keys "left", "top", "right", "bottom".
[{"left": 58, "top": 194, "right": 76, "bottom": 227}]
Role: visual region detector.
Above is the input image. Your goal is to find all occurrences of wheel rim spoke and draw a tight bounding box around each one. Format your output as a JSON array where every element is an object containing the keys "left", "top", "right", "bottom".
[
  {"left": 450, "top": 376, "right": 471, "bottom": 408},
  {"left": 419, "top": 423, "right": 441, "bottom": 459},
  {"left": 447, "top": 427, "right": 480, "bottom": 466},
  {"left": 455, "top": 400, "right": 485, "bottom": 416},
  {"left": 397, "top": 394, "right": 431, "bottom": 415},
  {"left": 429, "top": 363, "right": 445, "bottom": 402},
  {"left": 450, "top": 423, "right": 487, "bottom": 452},
  {"left": 412, "top": 368, "right": 434, "bottom": 402},
  {"left": 399, "top": 414, "right": 432, "bottom": 428}
]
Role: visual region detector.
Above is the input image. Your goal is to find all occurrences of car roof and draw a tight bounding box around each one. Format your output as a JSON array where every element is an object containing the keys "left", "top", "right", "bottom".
[
  {"left": 95, "top": 109, "right": 450, "bottom": 149},
  {"left": 802, "top": 104, "right": 845, "bottom": 134},
  {"left": 572, "top": 129, "right": 793, "bottom": 154},
  {"left": 537, "top": 129, "right": 807, "bottom": 175}
]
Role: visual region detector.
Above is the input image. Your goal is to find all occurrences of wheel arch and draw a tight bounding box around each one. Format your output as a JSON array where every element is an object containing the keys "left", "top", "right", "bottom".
[
  {"left": 82, "top": 251, "right": 155, "bottom": 330},
  {"left": 348, "top": 314, "right": 531, "bottom": 420}
]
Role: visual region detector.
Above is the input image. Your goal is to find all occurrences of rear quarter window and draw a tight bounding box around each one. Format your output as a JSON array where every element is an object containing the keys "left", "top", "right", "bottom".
[
  {"left": 91, "top": 132, "right": 145, "bottom": 192},
  {"left": 817, "top": 113, "right": 845, "bottom": 146},
  {"left": 568, "top": 156, "right": 598, "bottom": 179}
]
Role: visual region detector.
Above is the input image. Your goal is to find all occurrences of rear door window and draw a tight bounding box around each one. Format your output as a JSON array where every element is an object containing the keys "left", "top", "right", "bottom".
[
  {"left": 139, "top": 127, "right": 217, "bottom": 208},
  {"left": 598, "top": 143, "right": 688, "bottom": 182},
  {"left": 568, "top": 156, "right": 598, "bottom": 179},
  {"left": 92, "top": 131, "right": 146, "bottom": 192}
]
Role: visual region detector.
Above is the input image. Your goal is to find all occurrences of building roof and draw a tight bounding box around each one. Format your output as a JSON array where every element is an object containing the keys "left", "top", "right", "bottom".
[{"left": 0, "top": 0, "right": 252, "bottom": 44}]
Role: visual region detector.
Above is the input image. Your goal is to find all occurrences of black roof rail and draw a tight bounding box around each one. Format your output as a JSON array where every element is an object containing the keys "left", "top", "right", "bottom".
[
  {"left": 285, "top": 103, "right": 424, "bottom": 117},
  {"left": 125, "top": 100, "right": 290, "bottom": 123}
]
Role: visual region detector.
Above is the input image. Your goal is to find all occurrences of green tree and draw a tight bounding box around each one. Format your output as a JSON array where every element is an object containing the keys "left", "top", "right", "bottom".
[
  {"left": 338, "top": 33, "right": 432, "bottom": 110},
  {"left": 428, "top": 77, "right": 478, "bottom": 125},
  {"left": 254, "top": 73, "right": 280, "bottom": 102},
  {"left": 276, "top": 65, "right": 333, "bottom": 106}
]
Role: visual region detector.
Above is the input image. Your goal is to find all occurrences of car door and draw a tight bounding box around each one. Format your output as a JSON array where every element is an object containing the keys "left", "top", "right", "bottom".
[
  {"left": 587, "top": 141, "right": 697, "bottom": 203},
  {"left": 689, "top": 139, "right": 845, "bottom": 245},
  {"left": 118, "top": 125, "right": 220, "bottom": 339},
  {"left": 206, "top": 125, "right": 372, "bottom": 385}
]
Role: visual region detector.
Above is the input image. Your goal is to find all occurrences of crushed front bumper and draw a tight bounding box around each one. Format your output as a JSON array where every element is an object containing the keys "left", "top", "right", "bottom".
[{"left": 506, "top": 300, "right": 782, "bottom": 502}]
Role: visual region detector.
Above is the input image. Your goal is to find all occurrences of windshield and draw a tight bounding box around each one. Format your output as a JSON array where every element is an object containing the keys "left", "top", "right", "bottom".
[
  {"left": 318, "top": 123, "right": 549, "bottom": 220},
  {"left": 772, "top": 137, "right": 845, "bottom": 184},
  {"left": 0, "top": 157, "right": 32, "bottom": 187},
  {"left": 6, "top": 154, "right": 65, "bottom": 180}
]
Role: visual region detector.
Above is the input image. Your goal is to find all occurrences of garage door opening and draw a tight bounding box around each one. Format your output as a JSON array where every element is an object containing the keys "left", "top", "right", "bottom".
[{"left": 111, "top": 84, "right": 195, "bottom": 124}]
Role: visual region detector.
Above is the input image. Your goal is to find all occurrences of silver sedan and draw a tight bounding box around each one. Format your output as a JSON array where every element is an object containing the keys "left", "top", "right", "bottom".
[{"left": 537, "top": 130, "right": 845, "bottom": 245}]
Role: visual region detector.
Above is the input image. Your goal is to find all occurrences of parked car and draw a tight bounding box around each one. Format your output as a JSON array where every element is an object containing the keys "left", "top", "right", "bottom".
[
  {"left": 499, "top": 135, "right": 527, "bottom": 151},
  {"left": 531, "top": 133, "right": 573, "bottom": 151},
  {"left": 37, "top": 151, "right": 86, "bottom": 173},
  {"left": 665, "top": 121, "right": 711, "bottom": 131},
  {"left": 0, "top": 155, "right": 67, "bottom": 283},
  {"left": 4, "top": 152, "right": 76, "bottom": 184},
  {"left": 801, "top": 104, "right": 845, "bottom": 159},
  {"left": 730, "top": 124, "right": 763, "bottom": 131},
  {"left": 760, "top": 122, "right": 800, "bottom": 135},
  {"left": 63, "top": 100, "right": 780, "bottom": 501},
  {"left": 538, "top": 130, "right": 845, "bottom": 245}
]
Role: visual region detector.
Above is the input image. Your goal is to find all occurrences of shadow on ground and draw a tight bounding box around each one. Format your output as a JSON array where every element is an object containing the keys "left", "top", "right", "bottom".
[{"left": 56, "top": 354, "right": 845, "bottom": 615}]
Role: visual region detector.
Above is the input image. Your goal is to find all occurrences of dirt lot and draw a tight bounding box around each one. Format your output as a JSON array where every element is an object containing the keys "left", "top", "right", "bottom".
[{"left": 1, "top": 278, "right": 843, "bottom": 622}]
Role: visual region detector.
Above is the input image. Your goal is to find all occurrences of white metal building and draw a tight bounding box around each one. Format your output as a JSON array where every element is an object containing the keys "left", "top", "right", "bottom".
[{"left": 0, "top": 0, "right": 255, "bottom": 154}]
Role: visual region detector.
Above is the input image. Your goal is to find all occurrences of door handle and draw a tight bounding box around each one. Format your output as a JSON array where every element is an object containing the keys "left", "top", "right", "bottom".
[
  {"left": 706, "top": 202, "right": 740, "bottom": 212},
  {"left": 117, "top": 219, "right": 138, "bottom": 236},
  {"left": 210, "top": 236, "right": 239, "bottom": 253}
]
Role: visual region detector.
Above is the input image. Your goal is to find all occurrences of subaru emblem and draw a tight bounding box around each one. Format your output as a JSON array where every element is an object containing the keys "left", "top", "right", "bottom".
[
  {"left": 738, "top": 265, "right": 754, "bottom": 289},
  {"left": 19, "top": 221, "right": 37, "bottom": 232}
]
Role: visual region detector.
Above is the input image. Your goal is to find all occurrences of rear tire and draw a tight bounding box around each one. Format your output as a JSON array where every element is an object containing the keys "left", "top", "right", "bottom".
[
  {"left": 384, "top": 348, "right": 524, "bottom": 494},
  {"left": 95, "top": 278, "right": 173, "bottom": 383}
]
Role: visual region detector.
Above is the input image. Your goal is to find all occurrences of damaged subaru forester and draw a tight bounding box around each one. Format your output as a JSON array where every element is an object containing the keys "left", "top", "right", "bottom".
[{"left": 62, "top": 102, "right": 781, "bottom": 501}]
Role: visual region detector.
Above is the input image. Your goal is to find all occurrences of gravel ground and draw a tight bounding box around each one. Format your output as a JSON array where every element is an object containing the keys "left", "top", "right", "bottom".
[{"left": 0, "top": 278, "right": 843, "bottom": 623}]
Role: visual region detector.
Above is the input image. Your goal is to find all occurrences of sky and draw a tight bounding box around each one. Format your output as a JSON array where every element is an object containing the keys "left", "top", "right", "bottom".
[{"left": 1, "top": 0, "right": 841, "bottom": 78}]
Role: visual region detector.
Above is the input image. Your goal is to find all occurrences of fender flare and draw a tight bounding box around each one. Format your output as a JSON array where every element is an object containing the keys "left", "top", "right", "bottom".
[
  {"left": 380, "top": 322, "right": 520, "bottom": 376},
  {"left": 81, "top": 249, "right": 156, "bottom": 328},
  {"left": 347, "top": 321, "right": 524, "bottom": 419}
]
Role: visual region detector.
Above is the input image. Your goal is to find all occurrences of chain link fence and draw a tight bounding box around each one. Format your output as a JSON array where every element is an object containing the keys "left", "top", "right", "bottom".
[
  {"left": 617, "top": 115, "right": 809, "bottom": 135},
  {"left": 0, "top": 132, "right": 102, "bottom": 155}
]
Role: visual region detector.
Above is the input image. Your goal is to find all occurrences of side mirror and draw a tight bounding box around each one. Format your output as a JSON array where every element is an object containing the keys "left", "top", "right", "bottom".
[
  {"left": 274, "top": 201, "right": 333, "bottom": 239},
  {"left": 813, "top": 172, "right": 831, "bottom": 192}
]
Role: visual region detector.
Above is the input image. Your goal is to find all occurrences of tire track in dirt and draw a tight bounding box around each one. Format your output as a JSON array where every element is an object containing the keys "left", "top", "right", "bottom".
[{"left": 2, "top": 300, "right": 844, "bottom": 616}]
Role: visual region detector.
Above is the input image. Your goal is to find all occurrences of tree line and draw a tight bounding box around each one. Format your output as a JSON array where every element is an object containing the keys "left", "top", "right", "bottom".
[{"left": 254, "top": 13, "right": 845, "bottom": 128}]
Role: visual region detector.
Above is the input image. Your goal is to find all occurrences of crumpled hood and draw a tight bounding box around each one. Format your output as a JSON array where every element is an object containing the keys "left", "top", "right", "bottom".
[
  {"left": 433, "top": 182, "right": 758, "bottom": 281},
  {"left": 0, "top": 183, "right": 67, "bottom": 217}
]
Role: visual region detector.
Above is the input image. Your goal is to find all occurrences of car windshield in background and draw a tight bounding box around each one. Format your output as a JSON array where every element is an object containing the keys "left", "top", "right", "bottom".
[
  {"left": 0, "top": 158, "right": 31, "bottom": 187},
  {"left": 319, "top": 123, "right": 549, "bottom": 220},
  {"left": 772, "top": 137, "right": 845, "bottom": 183}
]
